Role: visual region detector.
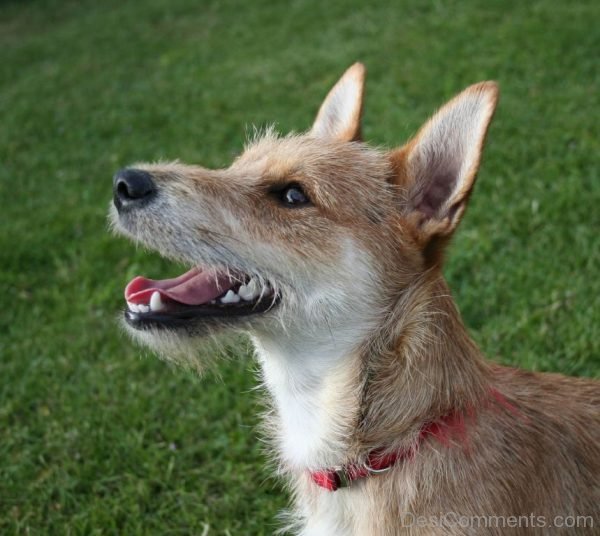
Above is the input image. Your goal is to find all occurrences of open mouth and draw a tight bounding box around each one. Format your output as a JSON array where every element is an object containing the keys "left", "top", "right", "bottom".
[{"left": 124, "top": 267, "right": 277, "bottom": 330}]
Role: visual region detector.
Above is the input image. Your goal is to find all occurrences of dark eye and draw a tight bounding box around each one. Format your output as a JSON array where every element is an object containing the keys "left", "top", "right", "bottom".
[{"left": 278, "top": 184, "right": 310, "bottom": 207}]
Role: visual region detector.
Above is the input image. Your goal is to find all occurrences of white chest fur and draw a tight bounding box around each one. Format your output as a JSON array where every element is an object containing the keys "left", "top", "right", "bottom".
[{"left": 252, "top": 335, "right": 362, "bottom": 470}]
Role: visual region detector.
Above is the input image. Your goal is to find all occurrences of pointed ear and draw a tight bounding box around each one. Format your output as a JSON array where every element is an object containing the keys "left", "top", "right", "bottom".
[
  {"left": 311, "top": 63, "right": 366, "bottom": 142},
  {"left": 391, "top": 82, "right": 499, "bottom": 240}
]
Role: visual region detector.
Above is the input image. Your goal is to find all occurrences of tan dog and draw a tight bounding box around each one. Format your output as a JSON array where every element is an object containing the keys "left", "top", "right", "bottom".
[{"left": 110, "top": 64, "right": 599, "bottom": 535}]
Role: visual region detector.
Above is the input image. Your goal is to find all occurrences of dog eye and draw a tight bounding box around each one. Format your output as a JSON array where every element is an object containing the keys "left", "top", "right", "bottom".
[{"left": 279, "top": 184, "right": 310, "bottom": 207}]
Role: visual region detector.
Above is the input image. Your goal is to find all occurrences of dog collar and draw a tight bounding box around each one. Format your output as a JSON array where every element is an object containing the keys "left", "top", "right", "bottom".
[
  {"left": 309, "top": 417, "right": 450, "bottom": 492},
  {"left": 310, "top": 448, "right": 408, "bottom": 491},
  {"left": 309, "top": 388, "right": 519, "bottom": 492}
]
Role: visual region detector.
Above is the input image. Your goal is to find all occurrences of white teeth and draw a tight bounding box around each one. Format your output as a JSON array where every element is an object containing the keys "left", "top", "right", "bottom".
[
  {"left": 128, "top": 300, "right": 152, "bottom": 313},
  {"left": 220, "top": 289, "right": 240, "bottom": 304},
  {"left": 238, "top": 278, "right": 260, "bottom": 301},
  {"left": 150, "top": 291, "right": 165, "bottom": 312},
  {"left": 237, "top": 286, "right": 250, "bottom": 300}
]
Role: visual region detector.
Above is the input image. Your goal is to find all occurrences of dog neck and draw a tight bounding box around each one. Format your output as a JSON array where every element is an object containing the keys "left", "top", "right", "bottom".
[
  {"left": 252, "top": 322, "right": 368, "bottom": 470},
  {"left": 251, "top": 272, "right": 490, "bottom": 471},
  {"left": 357, "top": 274, "right": 490, "bottom": 453}
]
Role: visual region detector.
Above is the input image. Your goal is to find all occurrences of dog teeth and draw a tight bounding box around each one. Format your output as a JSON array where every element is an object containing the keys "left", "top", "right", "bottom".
[
  {"left": 150, "top": 291, "right": 165, "bottom": 312},
  {"left": 220, "top": 290, "right": 240, "bottom": 304},
  {"left": 238, "top": 278, "right": 260, "bottom": 301},
  {"left": 128, "top": 302, "right": 150, "bottom": 313},
  {"left": 127, "top": 279, "right": 271, "bottom": 311}
]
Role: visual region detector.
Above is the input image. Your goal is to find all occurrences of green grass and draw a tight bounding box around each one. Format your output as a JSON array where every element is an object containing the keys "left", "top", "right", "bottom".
[{"left": 1, "top": 0, "right": 598, "bottom": 533}]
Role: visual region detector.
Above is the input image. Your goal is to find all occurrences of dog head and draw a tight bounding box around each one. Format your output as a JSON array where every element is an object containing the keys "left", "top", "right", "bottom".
[{"left": 110, "top": 63, "right": 498, "bottom": 365}]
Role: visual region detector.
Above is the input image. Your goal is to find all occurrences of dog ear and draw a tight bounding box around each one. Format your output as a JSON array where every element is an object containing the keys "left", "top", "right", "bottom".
[
  {"left": 390, "top": 82, "right": 498, "bottom": 244},
  {"left": 311, "top": 63, "right": 366, "bottom": 142}
]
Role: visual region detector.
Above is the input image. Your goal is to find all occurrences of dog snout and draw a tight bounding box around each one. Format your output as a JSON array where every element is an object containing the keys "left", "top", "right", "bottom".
[{"left": 113, "top": 168, "right": 156, "bottom": 211}]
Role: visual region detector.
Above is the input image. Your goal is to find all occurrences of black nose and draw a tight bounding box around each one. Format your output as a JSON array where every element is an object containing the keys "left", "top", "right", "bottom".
[{"left": 113, "top": 168, "right": 156, "bottom": 211}]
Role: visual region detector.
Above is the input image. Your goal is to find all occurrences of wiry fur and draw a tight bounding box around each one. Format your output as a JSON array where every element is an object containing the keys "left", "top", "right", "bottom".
[{"left": 110, "top": 63, "right": 599, "bottom": 535}]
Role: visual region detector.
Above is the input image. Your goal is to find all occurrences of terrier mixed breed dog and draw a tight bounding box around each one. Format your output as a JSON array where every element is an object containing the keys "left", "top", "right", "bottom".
[{"left": 110, "top": 64, "right": 599, "bottom": 535}]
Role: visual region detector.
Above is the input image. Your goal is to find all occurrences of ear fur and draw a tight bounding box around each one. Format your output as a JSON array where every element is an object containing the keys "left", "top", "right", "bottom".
[
  {"left": 311, "top": 63, "right": 366, "bottom": 142},
  {"left": 391, "top": 82, "right": 499, "bottom": 243}
]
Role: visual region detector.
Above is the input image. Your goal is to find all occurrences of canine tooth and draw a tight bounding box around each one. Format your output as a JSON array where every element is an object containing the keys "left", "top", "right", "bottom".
[
  {"left": 128, "top": 301, "right": 140, "bottom": 313},
  {"left": 150, "top": 291, "right": 165, "bottom": 312},
  {"left": 138, "top": 304, "right": 150, "bottom": 313},
  {"left": 238, "top": 279, "right": 260, "bottom": 301},
  {"left": 238, "top": 286, "right": 258, "bottom": 301},
  {"left": 220, "top": 290, "right": 240, "bottom": 304}
]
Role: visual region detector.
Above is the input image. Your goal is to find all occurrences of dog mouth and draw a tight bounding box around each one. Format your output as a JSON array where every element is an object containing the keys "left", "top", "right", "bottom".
[{"left": 123, "top": 266, "right": 278, "bottom": 330}]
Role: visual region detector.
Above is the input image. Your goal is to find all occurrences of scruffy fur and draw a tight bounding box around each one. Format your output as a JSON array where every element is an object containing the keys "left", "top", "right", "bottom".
[{"left": 111, "top": 64, "right": 599, "bottom": 535}]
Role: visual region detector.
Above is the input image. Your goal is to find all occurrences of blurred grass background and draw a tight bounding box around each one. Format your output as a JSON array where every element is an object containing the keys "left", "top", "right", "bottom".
[{"left": 1, "top": 0, "right": 598, "bottom": 533}]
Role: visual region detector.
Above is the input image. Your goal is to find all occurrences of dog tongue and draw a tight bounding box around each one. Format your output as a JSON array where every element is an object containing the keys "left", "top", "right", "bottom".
[{"left": 124, "top": 267, "right": 235, "bottom": 305}]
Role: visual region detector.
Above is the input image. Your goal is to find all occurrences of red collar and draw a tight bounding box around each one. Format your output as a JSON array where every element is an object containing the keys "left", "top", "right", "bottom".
[
  {"left": 309, "top": 388, "right": 518, "bottom": 492},
  {"left": 310, "top": 447, "right": 409, "bottom": 491},
  {"left": 309, "top": 417, "right": 446, "bottom": 492}
]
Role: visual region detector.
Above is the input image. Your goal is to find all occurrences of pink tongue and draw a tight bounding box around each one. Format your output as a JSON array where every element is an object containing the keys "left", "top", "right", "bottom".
[{"left": 125, "top": 267, "right": 235, "bottom": 306}]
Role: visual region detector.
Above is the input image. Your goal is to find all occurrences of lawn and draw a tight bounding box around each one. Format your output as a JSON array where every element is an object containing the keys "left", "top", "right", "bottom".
[{"left": 1, "top": 0, "right": 598, "bottom": 533}]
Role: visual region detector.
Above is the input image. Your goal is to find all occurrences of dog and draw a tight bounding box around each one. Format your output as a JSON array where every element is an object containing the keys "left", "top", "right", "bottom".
[{"left": 110, "top": 63, "right": 599, "bottom": 535}]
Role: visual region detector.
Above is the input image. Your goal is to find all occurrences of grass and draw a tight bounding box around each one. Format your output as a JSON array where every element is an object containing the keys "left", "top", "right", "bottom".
[{"left": 1, "top": 0, "right": 598, "bottom": 533}]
